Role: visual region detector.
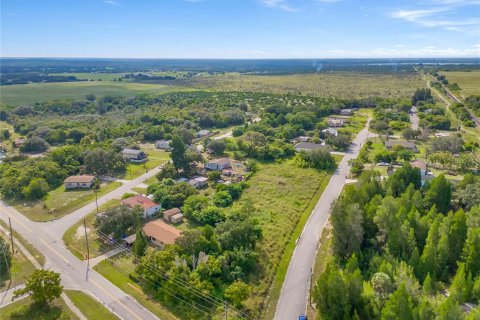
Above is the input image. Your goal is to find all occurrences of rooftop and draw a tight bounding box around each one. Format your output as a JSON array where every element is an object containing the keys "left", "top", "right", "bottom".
[
  {"left": 411, "top": 160, "right": 427, "bottom": 170},
  {"left": 64, "top": 175, "right": 96, "bottom": 183},
  {"left": 121, "top": 195, "right": 159, "bottom": 210},
  {"left": 143, "top": 219, "right": 182, "bottom": 245},
  {"left": 295, "top": 142, "right": 325, "bottom": 150},
  {"left": 208, "top": 158, "right": 230, "bottom": 165},
  {"left": 163, "top": 208, "right": 181, "bottom": 217},
  {"left": 122, "top": 148, "right": 143, "bottom": 155}
]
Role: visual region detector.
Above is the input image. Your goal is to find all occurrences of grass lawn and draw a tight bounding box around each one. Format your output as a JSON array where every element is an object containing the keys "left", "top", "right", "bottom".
[
  {"left": 64, "top": 290, "right": 119, "bottom": 320},
  {"left": 0, "top": 296, "right": 79, "bottom": 320},
  {"left": 0, "top": 220, "right": 45, "bottom": 267},
  {"left": 0, "top": 81, "right": 190, "bottom": 106},
  {"left": 0, "top": 232, "right": 37, "bottom": 292},
  {"left": 338, "top": 109, "right": 369, "bottom": 135},
  {"left": 12, "top": 182, "right": 122, "bottom": 222},
  {"left": 226, "top": 159, "right": 333, "bottom": 318},
  {"left": 63, "top": 199, "right": 121, "bottom": 260},
  {"left": 94, "top": 257, "right": 178, "bottom": 320},
  {"left": 124, "top": 147, "right": 170, "bottom": 180},
  {"left": 441, "top": 70, "right": 480, "bottom": 97}
]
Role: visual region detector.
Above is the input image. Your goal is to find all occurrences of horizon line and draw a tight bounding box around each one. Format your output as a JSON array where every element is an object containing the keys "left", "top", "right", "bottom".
[{"left": 1, "top": 56, "right": 479, "bottom": 60}]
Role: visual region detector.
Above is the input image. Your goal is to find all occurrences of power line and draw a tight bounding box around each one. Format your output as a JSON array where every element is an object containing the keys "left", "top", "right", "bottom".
[{"left": 94, "top": 231, "right": 251, "bottom": 319}]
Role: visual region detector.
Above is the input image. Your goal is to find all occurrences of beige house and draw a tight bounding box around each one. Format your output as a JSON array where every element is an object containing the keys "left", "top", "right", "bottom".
[
  {"left": 205, "top": 158, "right": 230, "bottom": 171},
  {"left": 121, "top": 195, "right": 161, "bottom": 218},
  {"left": 64, "top": 175, "right": 96, "bottom": 190},
  {"left": 143, "top": 219, "right": 182, "bottom": 246}
]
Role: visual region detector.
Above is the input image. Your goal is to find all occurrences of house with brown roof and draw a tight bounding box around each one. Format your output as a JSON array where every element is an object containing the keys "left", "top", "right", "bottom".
[
  {"left": 143, "top": 219, "right": 182, "bottom": 246},
  {"left": 163, "top": 208, "right": 181, "bottom": 222},
  {"left": 121, "top": 195, "right": 161, "bottom": 218},
  {"left": 411, "top": 160, "right": 427, "bottom": 176},
  {"left": 64, "top": 175, "right": 96, "bottom": 190}
]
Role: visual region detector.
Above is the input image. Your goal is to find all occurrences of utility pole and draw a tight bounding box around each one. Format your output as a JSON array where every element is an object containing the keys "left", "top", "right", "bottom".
[
  {"left": 83, "top": 219, "right": 90, "bottom": 281},
  {"left": 8, "top": 218, "right": 14, "bottom": 254},
  {"left": 95, "top": 190, "right": 99, "bottom": 213},
  {"left": 224, "top": 300, "right": 228, "bottom": 320}
]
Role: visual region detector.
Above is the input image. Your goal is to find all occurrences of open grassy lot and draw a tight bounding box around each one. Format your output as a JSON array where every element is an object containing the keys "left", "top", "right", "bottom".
[
  {"left": 0, "top": 220, "right": 45, "bottom": 267},
  {"left": 94, "top": 257, "right": 178, "bottom": 320},
  {"left": 0, "top": 232, "right": 37, "bottom": 292},
  {"left": 0, "top": 296, "right": 79, "bottom": 320},
  {"left": 226, "top": 159, "right": 333, "bottom": 317},
  {"left": 441, "top": 70, "right": 480, "bottom": 97},
  {"left": 12, "top": 182, "right": 122, "bottom": 222},
  {"left": 63, "top": 199, "right": 121, "bottom": 260},
  {"left": 64, "top": 290, "right": 119, "bottom": 320},
  {"left": 0, "top": 81, "right": 188, "bottom": 106},
  {"left": 124, "top": 146, "right": 170, "bottom": 180},
  {"left": 181, "top": 72, "right": 423, "bottom": 99}
]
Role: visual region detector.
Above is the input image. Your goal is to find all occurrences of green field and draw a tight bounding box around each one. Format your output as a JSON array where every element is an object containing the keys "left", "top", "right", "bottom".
[
  {"left": 63, "top": 199, "right": 121, "bottom": 260},
  {"left": 0, "top": 296, "right": 79, "bottom": 320},
  {"left": 181, "top": 72, "right": 424, "bottom": 98},
  {"left": 0, "top": 81, "right": 188, "bottom": 106},
  {"left": 442, "top": 70, "right": 480, "bottom": 97},
  {"left": 94, "top": 257, "right": 178, "bottom": 320},
  {"left": 64, "top": 290, "right": 119, "bottom": 320},
  {"left": 226, "top": 159, "right": 332, "bottom": 317},
  {"left": 0, "top": 231, "right": 37, "bottom": 292},
  {"left": 12, "top": 181, "right": 122, "bottom": 222}
]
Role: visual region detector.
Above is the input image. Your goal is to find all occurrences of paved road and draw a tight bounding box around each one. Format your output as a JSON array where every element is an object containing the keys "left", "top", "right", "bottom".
[
  {"left": 0, "top": 167, "right": 164, "bottom": 319},
  {"left": 274, "top": 122, "right": 372, "bottom": 320}
]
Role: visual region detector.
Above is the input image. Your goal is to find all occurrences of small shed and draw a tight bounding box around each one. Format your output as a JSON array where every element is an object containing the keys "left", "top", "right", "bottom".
[
  {"left": 170, "top": 213, "right": 184, "bottom": 224},
  {"left": 163, "top": 208, "right": 181, "bottom": 222},
  {"left": 124, "top": 234, "right": 136, "bottom": 246}
]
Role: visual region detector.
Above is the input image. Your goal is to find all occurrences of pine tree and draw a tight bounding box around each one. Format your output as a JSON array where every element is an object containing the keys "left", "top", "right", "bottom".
[
  {"left": 450, "top": 263, "right": 471, "bottom": 303},
  {"left": 133, "top": 229, "right": 148, "bottom": 257},
  {"left": 381, "top": 284, "right": 416, "bottom": 320},
  {"left": 424, "top": 174, "right": 452, "bottom": 214}
]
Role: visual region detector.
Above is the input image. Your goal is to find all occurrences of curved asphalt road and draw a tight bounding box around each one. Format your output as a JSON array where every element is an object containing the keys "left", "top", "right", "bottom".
[
  {"left": 0, "top": 166, "right": 164, "bottom": 319},
  {"left": 274, "top": 122, "right": 371, "bottom": 320}
]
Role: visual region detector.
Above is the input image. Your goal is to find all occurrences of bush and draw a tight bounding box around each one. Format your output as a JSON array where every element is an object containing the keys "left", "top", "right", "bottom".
[
  {"left": 19, "top": 136, "right": 49, "bottom": 153},
  {"left": 298, "top": 149, "right": 336, "bottom": 170},
  {"left": 121, "top": 193, "right": 136, "bottom": 199},
  {"left": 213, "top": 190, "right": 233, "bottom": 207}
]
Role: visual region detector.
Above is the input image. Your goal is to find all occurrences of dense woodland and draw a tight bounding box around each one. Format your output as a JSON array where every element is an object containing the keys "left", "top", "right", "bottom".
[{"left": 314, "top": 168, "right": 480, "bottom": 320}]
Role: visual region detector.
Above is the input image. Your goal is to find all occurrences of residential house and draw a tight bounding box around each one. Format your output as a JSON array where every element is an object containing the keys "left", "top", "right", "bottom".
[
  {"left": 196, "top": 129, "right": 211, "bottom": 138},
  {"left": 295, "top": 136, "right": 310, "bottom": 143},
  {"left": 13, "top": 138, "right": 26, "bottom": 148},
  {"left": 205, "top": 158, "right": 231, "bottom": 171},
  {"left": 384, "top": 140, "right": 417, "bottom": 151},
  {"left": 64, "top": 175, "right": 96, "bottom": 190},
  {"left": 340, "top": 109, "right": 353, "bottom": 116},
  {"left": 327, "top": 118, "right": 345, "bottom": 127},
  {"left": 163, "top": 208, "right": 181, "bottom": 222},
  {"left": 410, "top": 160, "right": 427, "bottom": 176},
  {"left": 143, "top": 219, "right": 182, "bottom": 246},
  {"left": 123, "top": 234, "right": 136, "bottom": 246},
  {"left": 322, "top": 128, "right": 338, "bottom": 136},
  {"left": 122, "top": 148, "right": 148, "bottom": 163},
  {"left": 295, "top": 142, "right": 325, "bottom": 152},
  {"left": 155, "top": 140, "right": 171, "bottom": 151},
  {"left": 189, "top": 176, "right": 208, "bottom": 188},
  {"left": 121, "top": 195, "right": 161, "bottom": 218}
]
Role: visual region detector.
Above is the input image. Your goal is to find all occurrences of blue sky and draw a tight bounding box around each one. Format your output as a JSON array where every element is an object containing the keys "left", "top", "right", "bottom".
[{"left": 1, "top": 0, "right": 479, "bottom": 58}]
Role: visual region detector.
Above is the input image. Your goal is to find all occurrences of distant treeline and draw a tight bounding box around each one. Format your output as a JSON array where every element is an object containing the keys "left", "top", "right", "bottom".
[
  {"left": 2, "top": 58, "right": 479, "bottom": 75},
  {"left": 122, "top": 73, "right": 176, "bottom": 81},
  {"left": 1, "top": 73, "right": 80, "bottom": 85}
]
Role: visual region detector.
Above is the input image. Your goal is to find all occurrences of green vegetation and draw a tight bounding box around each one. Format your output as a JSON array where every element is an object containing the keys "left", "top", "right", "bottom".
[
  {"left": 184, "top": 73, "right": 424, "bottom": 99},
  {"left": 124, "top": 147, "right": 170, "bottom": 180},
  {"left": 441, "top": 71, "right": 480, "bottom": 97},
  {"left": 14, "top": 270, "right": 63, "bottom": 305},
  {"left": 0, "top": 81, "right": 187, "bottom": 106},
  {"left": 12, "top": 181, "right": 121, "bottom": 222},
  {"left": 64, "top": 290, "right": 119, "bottom": 320},
  {"left": 312, "top": 169, "right": 480, "bottom": 320},
  {"left": 0, "top": 296, "right": 79, "bottom": 320},
  {"left": 0, "top": 232, "right": 36, "bottom": 292},
  {"left": 94, "top": 257, "right": 178, "bottom": 320}
]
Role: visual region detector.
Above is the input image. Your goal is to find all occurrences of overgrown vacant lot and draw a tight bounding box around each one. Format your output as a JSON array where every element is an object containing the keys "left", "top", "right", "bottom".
[
  {"left": 0, "top": 296, "right": 78, "bottom": 320},
  {"left": 229, "top": 159, "right": 331, "bottom": 316},
  {"left": 441, "top": 70, "right": 480, "bottom": 97},
  {"left": 181, "top": 72, "right": 424, "bottom": 98},
  {"left": 0, "top": 81, "right": 187, "bottom": 106}
]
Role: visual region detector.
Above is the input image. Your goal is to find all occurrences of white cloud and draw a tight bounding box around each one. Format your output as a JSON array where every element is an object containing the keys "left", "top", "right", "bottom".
[
  {"left": 260, "top": 0, "right": 298, "bottom": 12},
  {"left": 104, "top": 0, "right": 119, "bottom": 6}
]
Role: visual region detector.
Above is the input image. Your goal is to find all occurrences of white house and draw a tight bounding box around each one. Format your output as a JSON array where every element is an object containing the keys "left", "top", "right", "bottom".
[
  {"left": 205, "top": 158, "right": 231, "bottom": 171},
  {"left": 121, "top": 195, "right": 161, "bottom": 218},
  {"left": 64, "top": 175, "right": 96, "bottom": 190},
  {"left": 155, "top": 140, "right": 171, "bottom": 151},
  {"left": 322, "top": 128, "right": 338, "bottom": 136},
  {"left": 196, "top": 129, "right": 211, "bottom": 138}
]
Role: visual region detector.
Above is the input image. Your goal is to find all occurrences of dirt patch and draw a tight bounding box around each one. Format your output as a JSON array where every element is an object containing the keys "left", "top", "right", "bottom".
[{"left": 74, "top": 225, "right": 90, "bottom": 240}]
